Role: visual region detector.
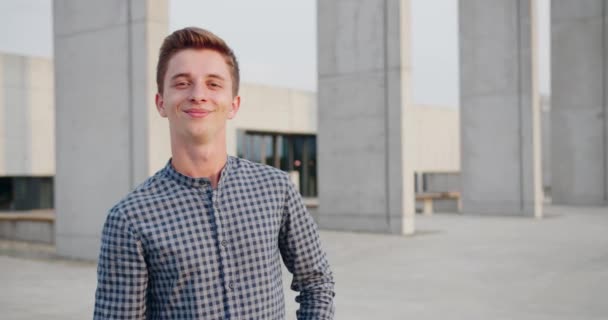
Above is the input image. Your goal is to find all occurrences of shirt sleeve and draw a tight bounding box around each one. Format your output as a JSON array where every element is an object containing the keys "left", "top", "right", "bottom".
[
  {"left": 94, "top": 208, "right": 148, "bottom": 319},
  {"left": 279, "top": 178, "right": 336, "bottom": 320}
]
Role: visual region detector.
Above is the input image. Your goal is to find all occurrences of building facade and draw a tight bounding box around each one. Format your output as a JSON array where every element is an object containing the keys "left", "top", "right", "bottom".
[{"left": 0, "top": 53, "right": 460, "bottom": 213}]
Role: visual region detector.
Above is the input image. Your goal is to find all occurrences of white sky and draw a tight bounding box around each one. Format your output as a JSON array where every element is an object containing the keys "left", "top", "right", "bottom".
[{"left": 0, "top": 0, "right": 550, "bottom": 108}]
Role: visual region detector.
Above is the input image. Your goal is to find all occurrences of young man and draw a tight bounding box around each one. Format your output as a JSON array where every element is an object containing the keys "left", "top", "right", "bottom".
[{"left": 94, "top": 27, "right": 335, "bottom": 319}]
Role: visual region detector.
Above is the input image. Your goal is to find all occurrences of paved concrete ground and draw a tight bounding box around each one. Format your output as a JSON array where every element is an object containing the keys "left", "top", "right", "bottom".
[{"left": 1, "top": 205, "right": 607, "bottom": 319}]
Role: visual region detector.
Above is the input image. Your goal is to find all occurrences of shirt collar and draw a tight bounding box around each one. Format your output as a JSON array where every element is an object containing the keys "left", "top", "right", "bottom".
[{"left": 162, "top": 156, "right": 235, "bottom": 189}]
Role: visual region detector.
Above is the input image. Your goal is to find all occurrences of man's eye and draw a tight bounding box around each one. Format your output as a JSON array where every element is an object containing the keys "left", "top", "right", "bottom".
[
  {"left": 175, "top": 82, "right": 189, "bottom": 88},
  {"left": 209, "top": 82, "right": 221, "bottom": 88}
]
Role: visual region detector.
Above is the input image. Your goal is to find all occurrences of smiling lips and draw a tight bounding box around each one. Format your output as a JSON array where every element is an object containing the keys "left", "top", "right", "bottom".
[{"left": 184, "top": 109, "right": 211, "bottom": 118}]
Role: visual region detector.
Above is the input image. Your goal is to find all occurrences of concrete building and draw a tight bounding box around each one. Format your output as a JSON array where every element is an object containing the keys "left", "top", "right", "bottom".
[
  {"left": 0, "top": 44, "right": 460, "bottom": 257},
  {"left": 27, "top": 0, "right": 594, "bottom": 260},
  {"left": 0, "top": 53, "right": 54, "bottom": 211}
]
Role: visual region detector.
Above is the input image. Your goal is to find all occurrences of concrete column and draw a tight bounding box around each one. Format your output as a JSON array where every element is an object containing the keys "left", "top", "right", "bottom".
[
  {"left": 459, "top": 0, "right": 543, "bottom": 216},
  {"left": 551, "top": 0, "right": 608, "bottom": 206},
  {"left": 54, "top": 0, "right": 169, "bottom": 260},
  {"left": 317, "top": 0, "right": 415, "bottom": 234}
]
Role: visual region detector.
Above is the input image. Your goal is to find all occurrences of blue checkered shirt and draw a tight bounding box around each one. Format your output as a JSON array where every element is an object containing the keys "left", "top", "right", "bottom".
[{"left": 94, "top": 156, "right": 335, "bottom": 319}]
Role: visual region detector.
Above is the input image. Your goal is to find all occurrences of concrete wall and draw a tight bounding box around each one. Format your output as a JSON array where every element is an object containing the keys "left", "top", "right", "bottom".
[
  {"left": 226, "top": 83, "right": 317, "bottom": 156},
  {"left": 551, "top": 0, "right": 608, "bottom": 205},
  {"left": 0, "top": 220, "right": 54, "bottom": 244},
  {"left": 0, "top": 54, "right": 54, "bottom": 177},
  {"left": 0, "top": 53, "right": 461, "bottom": 180},
  {"left": 459, "top": 0, "right": 543, "bottom": 216},
  {"left": 54, "top": 0, "right": 168, "bottom": 260},
  {"left": 0, "top": 54, "right": 461, "bottom": 178},
  {"left": 317, "top": 0, "right": 416, "bottom": 234},
  {"left": 231, "top": 87, "right": 463, "bottom": 175},
  {"left": 0, "top": 211, "right": 54, "bottom": 244},
  {"left": 411, "top": 106, "right": 460, "bottom": 172},
  {"left": 0, "top": 62, "right": 320, "bottom": 176},
  {"left": 540, "top": 95, "right": 551, "bottom": 195}
]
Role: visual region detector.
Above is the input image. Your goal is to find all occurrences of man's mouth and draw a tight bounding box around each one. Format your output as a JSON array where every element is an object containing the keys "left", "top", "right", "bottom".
[{"left": 184, "top": 109, "right": 211, "bottom": 118}]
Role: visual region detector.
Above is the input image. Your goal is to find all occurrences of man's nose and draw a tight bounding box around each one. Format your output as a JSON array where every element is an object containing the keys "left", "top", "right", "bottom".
[{"left": 189, "top": 83, "right": 208, "bottom": 103}]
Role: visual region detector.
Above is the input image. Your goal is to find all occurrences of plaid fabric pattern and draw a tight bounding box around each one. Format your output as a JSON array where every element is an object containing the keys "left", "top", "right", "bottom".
[{"left": 94, "top": 156, "right": 335, "bottom": 319}]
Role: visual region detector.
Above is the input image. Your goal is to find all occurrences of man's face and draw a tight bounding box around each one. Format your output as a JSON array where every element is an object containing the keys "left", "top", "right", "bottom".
[{"left": 155, "top": 48, "right": 240, "bottom": 145}]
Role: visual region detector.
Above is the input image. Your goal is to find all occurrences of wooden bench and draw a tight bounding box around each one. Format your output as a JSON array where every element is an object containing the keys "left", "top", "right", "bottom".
[{"left": 416, "top": 192, "right": 461, "bottom": 215}]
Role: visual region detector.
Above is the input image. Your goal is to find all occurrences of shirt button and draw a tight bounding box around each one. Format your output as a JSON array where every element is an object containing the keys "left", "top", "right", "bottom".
[
  {"left": 221, "top": 240, "right": 229, "bottom": 247},
  {"left": 228, "top": 281, "right": 234, "bottom": 289}
]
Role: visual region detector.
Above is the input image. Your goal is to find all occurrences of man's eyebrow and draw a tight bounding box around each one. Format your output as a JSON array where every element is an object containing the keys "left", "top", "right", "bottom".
[
  {"left": 169, "top": 73, "right": 226, "bottom": 81},
  {"left": 207, "top": 74, "right": 226, "bottom": 81},
  {"left": 170, "top": 73, "right": 191, "bottom": 81}
]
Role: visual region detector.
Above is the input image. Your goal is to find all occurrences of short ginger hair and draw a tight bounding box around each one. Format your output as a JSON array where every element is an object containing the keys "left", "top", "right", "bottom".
[{"left": 156, "top": 27, "right": 240, "bottom": 96}]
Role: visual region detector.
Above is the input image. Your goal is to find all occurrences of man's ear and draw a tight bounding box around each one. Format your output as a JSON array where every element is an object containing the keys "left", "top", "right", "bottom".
[
  {"left": 155, "top": 93, "right": 167, "bottom": 117},
  {"left": 228, "top": 95, "right": 241, "bottom": 120}
]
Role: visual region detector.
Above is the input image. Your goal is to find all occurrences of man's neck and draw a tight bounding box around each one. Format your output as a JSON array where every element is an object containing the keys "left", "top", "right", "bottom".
[{"left": 171, "top": 141, "right": 228, "bottom": 189}]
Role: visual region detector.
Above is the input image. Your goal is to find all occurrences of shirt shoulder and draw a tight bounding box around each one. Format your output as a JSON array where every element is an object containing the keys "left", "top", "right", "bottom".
[
  {"left": 229, "top": 156, "right": 291, "bottom": 186},
  {"left": 108, "top": 169, "right": 173, "bottom": 220}
]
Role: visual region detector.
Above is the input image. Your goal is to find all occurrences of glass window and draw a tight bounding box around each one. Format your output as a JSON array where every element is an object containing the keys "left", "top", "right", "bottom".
[
  {"left": 0, "top": 177, "right": 54, "bottom": 211},
  {"left": 0, "top": 178, "right": 13, "bottom": 210},
  {"left": 237, "top": 131, "right": 317, "bottom": 197}
]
